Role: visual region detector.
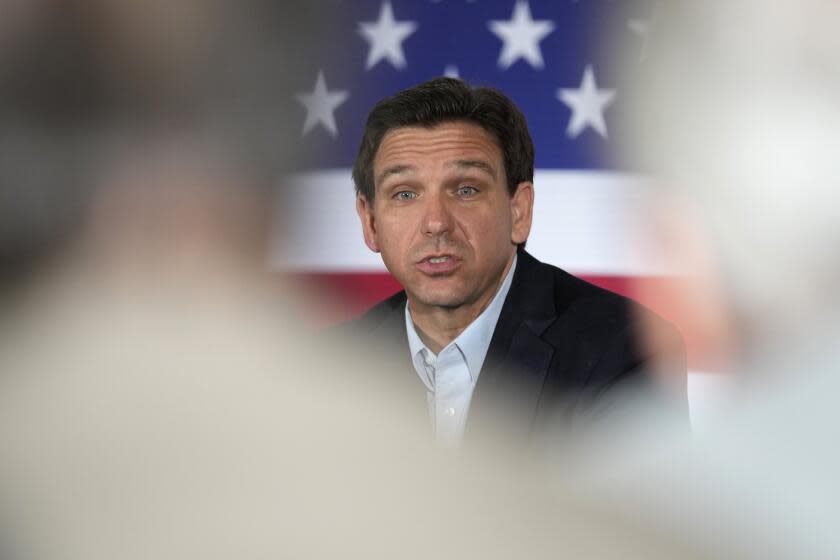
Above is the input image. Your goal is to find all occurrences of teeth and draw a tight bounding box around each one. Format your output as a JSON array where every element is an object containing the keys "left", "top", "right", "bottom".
[{"left": 428, "top": 256, "right": 449, "bottom": 264}]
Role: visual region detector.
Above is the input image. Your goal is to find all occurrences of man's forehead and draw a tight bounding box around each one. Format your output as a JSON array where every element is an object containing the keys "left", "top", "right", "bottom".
[{"left": 374, "top": 122, "right": 503, "bottom": 168}]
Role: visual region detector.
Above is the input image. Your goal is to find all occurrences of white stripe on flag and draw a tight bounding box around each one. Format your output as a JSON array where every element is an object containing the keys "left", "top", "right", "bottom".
[{"left": 271, "top": 169, "right": 675, "bottom": 276}]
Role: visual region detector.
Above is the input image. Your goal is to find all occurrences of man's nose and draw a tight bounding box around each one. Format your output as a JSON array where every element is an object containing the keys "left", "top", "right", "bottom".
[{"left": 421, "top": 192, "right": 454, "bottom": 236}]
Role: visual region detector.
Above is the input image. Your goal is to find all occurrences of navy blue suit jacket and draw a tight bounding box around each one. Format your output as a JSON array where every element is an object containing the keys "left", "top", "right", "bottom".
[{"left": 338, "top": 250, "right": 688, "bottom": 445}]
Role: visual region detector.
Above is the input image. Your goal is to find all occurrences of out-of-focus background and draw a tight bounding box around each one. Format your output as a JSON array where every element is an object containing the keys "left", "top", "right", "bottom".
[{"left": 271, "top": 0, "right": 731, "bottom": 430}]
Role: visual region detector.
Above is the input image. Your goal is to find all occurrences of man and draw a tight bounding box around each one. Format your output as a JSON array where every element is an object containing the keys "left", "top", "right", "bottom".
[{"left": 346, "top": 77, "right": 687, "bottom": 448}]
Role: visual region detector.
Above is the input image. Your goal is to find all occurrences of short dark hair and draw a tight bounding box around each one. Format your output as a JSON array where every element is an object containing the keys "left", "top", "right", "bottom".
[{"left": 352, "top": 77, "right": 534, "bottom": 201}]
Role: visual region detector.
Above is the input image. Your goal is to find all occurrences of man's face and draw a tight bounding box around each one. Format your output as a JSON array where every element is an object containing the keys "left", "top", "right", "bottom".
[{"left": 356, "top": 121, "right": 533, "bottom": 316}]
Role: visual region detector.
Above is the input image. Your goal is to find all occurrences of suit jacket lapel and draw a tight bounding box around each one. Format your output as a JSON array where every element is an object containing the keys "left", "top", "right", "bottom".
[{"left": 465, "top": 251, "right": 557, "bottom": 441}]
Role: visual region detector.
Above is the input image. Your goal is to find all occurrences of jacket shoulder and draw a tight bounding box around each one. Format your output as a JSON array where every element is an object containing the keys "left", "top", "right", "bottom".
[
  {"left": 328, "top": 290, "right": 407, "bottom": 338},
  {"left": 520, "top": 252, "right": 634, "bottom": 322},
  {"left": 522, "top": 254, "right": 688, "bottom": 425},
  {"left": 523, "top": 253, "right": 681, "bottom": 352}
]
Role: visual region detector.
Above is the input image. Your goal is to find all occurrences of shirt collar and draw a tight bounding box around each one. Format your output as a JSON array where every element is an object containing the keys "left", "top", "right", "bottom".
[{"left": 405, "top": 253, "right": 517, "bottom": 384}]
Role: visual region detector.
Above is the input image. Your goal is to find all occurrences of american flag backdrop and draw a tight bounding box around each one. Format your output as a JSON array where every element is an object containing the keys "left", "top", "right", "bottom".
[{"left": 271, "top": 0, "right": 729, "bottom": 424}]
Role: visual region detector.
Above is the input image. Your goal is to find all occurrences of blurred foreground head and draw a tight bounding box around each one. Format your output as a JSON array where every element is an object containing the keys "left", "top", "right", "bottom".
[
  {"left": 624, "top": 0, "right": 840, "bottom": 368},
  {"left": 603, "top": 6, "right": 840, "bottom": 557},
  {"left": 0, "top": 0, "right": 319, "bottom": 292}
]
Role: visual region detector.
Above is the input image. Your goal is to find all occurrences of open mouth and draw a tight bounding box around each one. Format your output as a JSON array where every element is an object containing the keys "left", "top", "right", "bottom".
[{"left": 417, "top": 254, "right": 460, "bottom": 275}]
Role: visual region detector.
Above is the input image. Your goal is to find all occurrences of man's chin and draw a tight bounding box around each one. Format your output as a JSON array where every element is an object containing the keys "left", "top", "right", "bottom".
[{"left": 407, "top": 288, "right": 469, "bottom": 312}]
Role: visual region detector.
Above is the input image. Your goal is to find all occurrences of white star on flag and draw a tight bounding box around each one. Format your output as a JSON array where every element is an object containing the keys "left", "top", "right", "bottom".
[
  {"left": 557, "top": 65, "right": 616, "bottom": 139},
  {"left": 296, "top": 70, "right": 349, "bottom": 138},
  {"left": 358, "top": 1, "right": 418, "bottom": 70},
  {"left": 488, "top": 1, "right": 555, "bottom": 70}
]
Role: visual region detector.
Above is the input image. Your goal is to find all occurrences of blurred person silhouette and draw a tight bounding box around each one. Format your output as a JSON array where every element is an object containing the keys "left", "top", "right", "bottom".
[
  {"left": 0, "top": 1, "right": 430, "bottom": 558},
  {"left": 564, "top": 1, "right": 840, "bottom": 558}
]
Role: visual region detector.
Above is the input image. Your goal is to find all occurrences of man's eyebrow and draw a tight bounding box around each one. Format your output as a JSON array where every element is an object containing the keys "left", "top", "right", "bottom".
[
  {"left": 376, "top": 164, "right": 416, "bottom": 187},
  {"left": 450, "top": 159, "right": 498, "bottom": 180}
]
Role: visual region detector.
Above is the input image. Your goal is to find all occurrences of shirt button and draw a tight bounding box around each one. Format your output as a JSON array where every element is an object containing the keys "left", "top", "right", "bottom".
[{"left": 445, "top": 407, "right": 456, "bottom": 416}]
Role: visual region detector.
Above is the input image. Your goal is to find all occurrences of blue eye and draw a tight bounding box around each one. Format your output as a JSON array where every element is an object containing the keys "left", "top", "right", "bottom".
[
  {"left": 457, "top": 186, "right": 478, "bottom": 197},
  {"left": 394, "top": 191, "right": 417, "bottom": 200}
]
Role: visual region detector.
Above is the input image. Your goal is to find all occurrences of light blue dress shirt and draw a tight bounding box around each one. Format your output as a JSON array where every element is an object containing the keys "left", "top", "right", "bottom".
[{"left": 405, "top": 254, "right": 517, "bottom": 447}]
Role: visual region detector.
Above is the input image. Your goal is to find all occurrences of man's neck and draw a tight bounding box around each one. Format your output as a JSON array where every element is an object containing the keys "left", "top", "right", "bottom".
[{"left": 408, "top": 255, "right": 515, "bottom": 354}]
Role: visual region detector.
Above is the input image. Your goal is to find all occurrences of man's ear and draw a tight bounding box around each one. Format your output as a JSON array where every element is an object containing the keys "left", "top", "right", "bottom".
[
  {"left": 510, "top": 181, "right": 534, "bottom": 245},
  {"left": 356, "top": 194, "right": 381, "bottom": 253}
]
